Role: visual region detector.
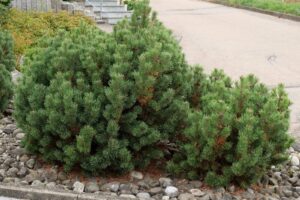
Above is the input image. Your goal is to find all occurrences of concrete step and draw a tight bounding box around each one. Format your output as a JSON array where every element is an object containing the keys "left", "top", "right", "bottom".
[
  {"left": 107, "top": 17, "right": 125, "bottom": 25},
  {"left": 93, "top": 5, "right": 126, "bottom": 12},
  {"left": 98, "top": 11, "right": 132, "bottom": 19},
  {"left": 86, "top": 0, "right": 119, "bottom": 6}
]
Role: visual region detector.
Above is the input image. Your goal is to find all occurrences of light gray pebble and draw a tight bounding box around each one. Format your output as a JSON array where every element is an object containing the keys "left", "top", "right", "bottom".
[
  {"left": 73, "top": 181, "right": 85, "bottom": 193},
  {"left": 85, "top": 182, "right": 100, "bottom": 193},
  {"left": 165, "top": 186, "right": 179, "bottom": 198},
  {"left": 136, "top": 192, "right": 151, "bottom": 199},
  {"left": 159, "top": 177, "right": 173, "bottom": 187}
]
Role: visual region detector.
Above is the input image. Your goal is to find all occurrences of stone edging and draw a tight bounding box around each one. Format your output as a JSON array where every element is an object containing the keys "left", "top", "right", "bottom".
[
  {"left": 0, "top": 184, "right": 129, "bottom": 200},
  {"left": 202, "top": 0, "right": 300, "bottom": 22}
]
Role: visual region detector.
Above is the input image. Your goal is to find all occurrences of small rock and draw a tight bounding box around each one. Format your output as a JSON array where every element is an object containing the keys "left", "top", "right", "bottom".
[
  {"left": 165, "top": 186, "right": 179, "bottom": 198},
  {"left": 25, "top": 159, "right": 35, "bottom": 169},
  {"left": 0, "top": 148, "right": 5, "bottom": 154},
  {"left": 13, "top": 128, "right": 23, "bottom": 135},
  {"left": 131, "top": 171, "right": 144, "bottom": 180},
  {"left": 137, "top": 180, "right": 150, "bottom": 189},
  {"left": 150, "top": 187, "right": 163, "bottom": 195},
  {"left": 119, "top": 183, "right": 132, "bottom": 194},
  {"left": 283, "top": 189, "right": 293, "bottom": 197},
  {"left": 162, "top": 196, "right": 170, "bottom": 200},
  {"left": 290, "top": 155, "right": 300, "bottom": 166},
  {"left": 136, "top": 192, "right": 151, "bottom": 199},
  {"left": 73, "top": 181, "right": 85, "bottom": 193},
  {"left": 25, "top": 170, "right": 42, "bottom": 183},
  {"left": 3, "top": 124, "right": 17, "bottom": 134},
  {"left": 17, "top": 166, "right": 28, "bottom": 177},
  {"left": 20, "top": 155, "right": 30, "bottom": 162},
  {"left": 85, "top": 182, "right": 100, "bottom": 193},
  {"left": 178, "top": 193, "right": 195, "bottom": 200},
  {"left": 119, "top": 194, "right": 136, "bottom": 199},
  {"left": 199, "top": 195, "right": 210, "bottom": 200},
  {"left": 289, "top": 176, "right": 298, "bottom": 184},
  {"left": 190, "top": 189, "right": 205, "bottom": 197},
  {"left": 159, "top": 177, "right": 173, "bottom": 187},
  {"left": 57, "top": 171, "right": 68, "bottom": 181},
  {"left": 43, "top": 168, "right": 58, "bottom": 182},
  {"left": 46, "top": 182, "right": 56, "bottom": 189},
  {"left": 31, "top": 180, "right": 44, "bottom": 188},
  {"left": 227, "top": 185, "right": 235, "bottom": 193},
  {"left": 6, "top": 167, "right": 19, "bottom": 177},
  {"left": 101, "top": 182, "right": 120, "bottom": 192},
  {"left": 16, "top": 133, "right": 25, "bottom": 140}
]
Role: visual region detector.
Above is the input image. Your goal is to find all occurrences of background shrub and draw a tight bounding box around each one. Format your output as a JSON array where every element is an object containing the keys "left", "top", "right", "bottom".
[
  {"left": 0, "top": 31, "right": 15, "bottom": 112},
  {"left": 2, "top": 9, "right": 94, "bottom": 68},
  {"left": 0, "top": 0, "right": 11, "bottom": 7},
  {"left": 14, "top": 0, "right": 191, "bottom": 174},
  {"left": 168, "top": 69, "right": 293, "bottom": 187}
]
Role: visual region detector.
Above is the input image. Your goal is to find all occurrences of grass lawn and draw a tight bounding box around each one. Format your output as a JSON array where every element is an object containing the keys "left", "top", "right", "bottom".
[{"left": 227, "top": 0, "right": 300, "bottom": 16}]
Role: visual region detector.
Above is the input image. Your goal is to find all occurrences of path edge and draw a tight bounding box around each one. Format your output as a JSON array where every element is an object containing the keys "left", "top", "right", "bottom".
[
  {"left": 0, "top": 184, "right": 129, "bottom": 200},
  {"left": 201, "top": 0, "right": 300, "bottom": 22}
]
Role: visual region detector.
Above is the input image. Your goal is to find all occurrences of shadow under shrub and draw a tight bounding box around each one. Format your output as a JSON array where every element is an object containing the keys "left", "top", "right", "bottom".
[
  {"left": 14, "top": 0, "right": 191, "bottom": 174},
  {"left": 168, "top": 68, "right": 293, "bottom": 187},
  {"left": 0, "top": 30, "right": 15, "bottom": 113}
]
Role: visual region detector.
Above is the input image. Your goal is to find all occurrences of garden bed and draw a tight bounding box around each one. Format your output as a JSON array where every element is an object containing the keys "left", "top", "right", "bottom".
[{"left": 1, "top": 101, "right": 300, "bottom": 200}]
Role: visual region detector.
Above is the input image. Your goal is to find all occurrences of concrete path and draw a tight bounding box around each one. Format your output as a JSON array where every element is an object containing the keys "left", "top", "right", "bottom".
[{"left": 150, "top": 0, "right": 300, "bottom": 139}]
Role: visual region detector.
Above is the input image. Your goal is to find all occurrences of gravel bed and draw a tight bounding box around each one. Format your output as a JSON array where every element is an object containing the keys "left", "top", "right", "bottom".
[{"left": 1, "top": 103, "right": 300, "bottom": 200}]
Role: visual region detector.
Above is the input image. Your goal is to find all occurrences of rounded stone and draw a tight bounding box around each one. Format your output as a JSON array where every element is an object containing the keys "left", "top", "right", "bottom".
[
  {"left": 136, "top": 192, "right": 151, "bottom": 199},
  {"left": 16, "top": 133, "right": 25, "bottom": 140},
  {"left": 178, "top": 193, "right": 195, "bottom": 200},
  {"left": 159, "top": 177, "right": 173, "bottom": 187},
  {"left": 73, "top": 181, "right": 85, "bottom": 193},
  {"left": 150, "top": 187, "right": 163, "bottom": 195},
  {"left": 46, "top": 182, "right": 57, "bottom": 189},
  {"left": 131, "top": 171, "right": 144, "bottom": 180},
  {"left": 290, "top": 155, "right": 300, "bottom": 166},
  {"left": 6, "top": 167, "right": 19, "bottom": 177},
  {"left": 31, "top": 180, "right": 44, "bottom": 188},
  {"left": 25, "top": 159, "right": 35, "bottom": 169},
  {"left": 119, "top": 194, "right": 136, "bottom": 199},
  {"left": 17, "top": 166, "right": 28, "bottom": 177},
  {"left": 101, "top": 182, "right": 120, "bottom": 192},
  {"left": 190, "top": 189, "right": 206, "bottom": 197},
  {"left": 165, "top": 186, "right": 179, "bottom": 198},
  {"left": 85, "top": 182, "right": 100, "bottom": 193}
]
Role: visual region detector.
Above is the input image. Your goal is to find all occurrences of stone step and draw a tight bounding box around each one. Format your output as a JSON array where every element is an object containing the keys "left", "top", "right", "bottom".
[
  {"left": 98, "top": 11, "right": 132, "bottom": 19},
  {"left": 93, "top": 5, "right": 126, "bottom": 12},
  {"left": 86, "top": 0, "right": 119, "bottom": 6},
  {"left": 107, "top": 17, "right": 125, "bottom": 25}
]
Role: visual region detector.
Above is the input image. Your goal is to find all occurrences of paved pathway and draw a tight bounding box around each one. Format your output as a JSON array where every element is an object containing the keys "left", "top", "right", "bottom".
[{"left": 150, "top": 0, "right": 300, "bottom": 139}]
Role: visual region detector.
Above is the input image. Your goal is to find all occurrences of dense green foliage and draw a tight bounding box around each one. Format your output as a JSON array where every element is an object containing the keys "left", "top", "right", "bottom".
[
  {"left": 0, "top": 4, "right": 9, "bottom": 27},
  {"left": 124, "top": 0, "right": 140, "bottom": 10},
  {"left": 14, "top": 0, "right": 191, "bottom": 174},
  {"left": 228, "top": 0, "right": 300, "bottom": 16},
  {"left": 168, "top": 69, "right": 293, "bottom": 187},
  {"left": 0, "top": 0, "right": 11, "bottom": 7},
  {"left": 14, "top": 0, "right": 292, "bottom": 187},
  {"left": 0, "top": 31, "right": 15, "bottom": 112}
]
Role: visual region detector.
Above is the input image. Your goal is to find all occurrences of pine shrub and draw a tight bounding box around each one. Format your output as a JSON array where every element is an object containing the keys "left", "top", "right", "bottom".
[
  {"left": 168, "top": 68, "right": 293, "bottom": 187},
  {"left": 0, "top": 30, "right": 14, "bottom": 112},
  {"left": 14, "top": 0, "right": 191, "bottom": 173}
]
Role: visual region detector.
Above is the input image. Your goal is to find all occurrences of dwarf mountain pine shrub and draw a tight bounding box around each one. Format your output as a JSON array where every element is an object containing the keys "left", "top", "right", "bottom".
[
  {"left": 0, "top": 31, "right": 14, "bottom": 112},
  {"left": 168, "top": 68, "right": 293, "bottom": 187},
  {"left": 14, "top": 0, "right": 191, "bottom": 173}
]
